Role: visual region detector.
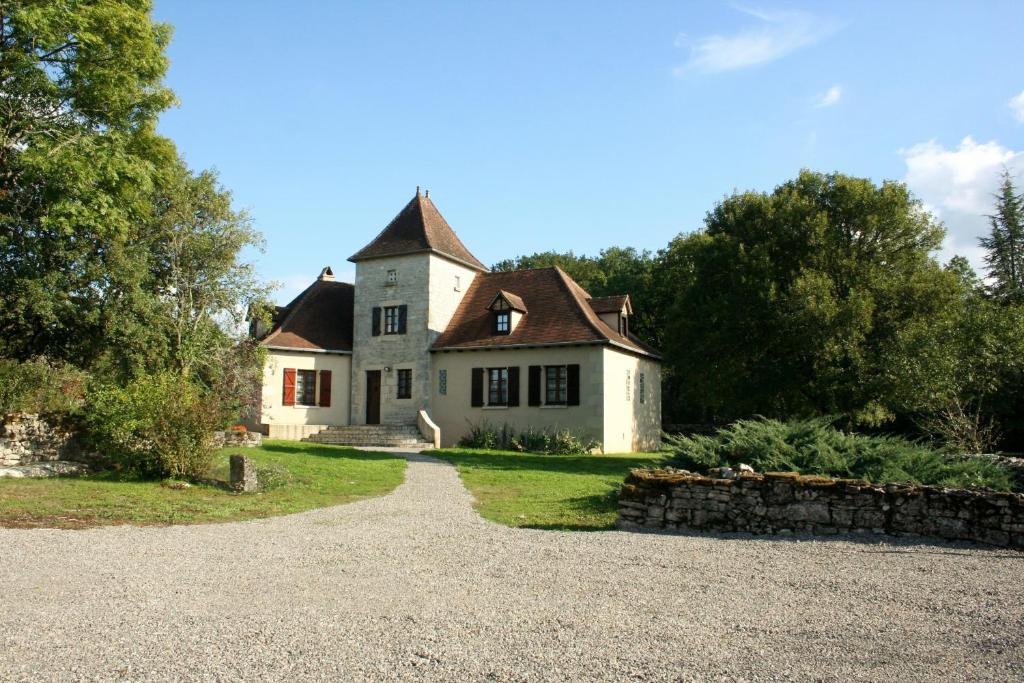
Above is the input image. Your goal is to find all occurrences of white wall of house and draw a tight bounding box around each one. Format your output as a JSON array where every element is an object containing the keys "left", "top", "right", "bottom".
[
  {"left": 260, "top": 349, "right": 352, "bottom": 438},
  {"left": 601, "top": 347, "right": 662, "bottom": 452},
  {"left": 430, "top": 346, "right": 606, "bottom": 449},
  {"left": 426, "top": 253, "right": 479, "bottom": 343}
]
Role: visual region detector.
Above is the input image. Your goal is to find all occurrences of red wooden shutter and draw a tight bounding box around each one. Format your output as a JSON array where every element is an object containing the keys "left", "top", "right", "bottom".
[
  {"left": 283, "top": 368, "right": 296, "bottom": 406},
  {"left": 507, "top": 367, "right": 520, "bottom": 407},
  {"left": 567, "top": 364, "right": 580, "bottom": 406},
  {"left": 319, "top": 370, "right": 332, "bottom": 407},
  {"left": 471, "top": 368, "right": 484, "bottom": 407},
  {"left": 528, "top": 366, "right": 541, "bottom": 406}
]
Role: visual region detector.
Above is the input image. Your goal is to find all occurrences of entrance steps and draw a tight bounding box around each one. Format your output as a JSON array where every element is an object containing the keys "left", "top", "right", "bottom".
[{"left": 302, "top": 424, "right": 433, "bottom": 449}]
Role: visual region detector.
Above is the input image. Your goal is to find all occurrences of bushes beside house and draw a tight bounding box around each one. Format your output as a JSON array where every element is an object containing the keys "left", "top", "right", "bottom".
[
  {"left": 665, "top": 417, "right": 1014, "bottom": 491},
  {"left": 0, "top": 358, "right": 89, "bottom": 414},
  {"left": 459, "top": 422, "right": 600, "bottom": 455}
]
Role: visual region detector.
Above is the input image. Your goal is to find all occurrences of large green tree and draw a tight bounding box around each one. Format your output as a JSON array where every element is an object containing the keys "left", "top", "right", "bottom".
[
  {"left": 980, "top": 169, "right": 1024, "bottom": 303},
  {"left": 661, "top": 170, "right": 958, "bottom": 426}
]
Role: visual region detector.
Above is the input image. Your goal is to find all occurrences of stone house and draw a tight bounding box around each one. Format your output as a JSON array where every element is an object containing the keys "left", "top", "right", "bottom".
[{"left": 255, "top": 189, "right": 661, "bottom": 451}]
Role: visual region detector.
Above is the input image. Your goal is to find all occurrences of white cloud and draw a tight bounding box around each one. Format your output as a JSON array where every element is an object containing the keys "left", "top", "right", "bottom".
[
  {"left": 901, "top": 136, "right": 1024, "bottom": 271},
  {"left": 814, "top": 84, "right": 842, "bottom": 108},
  {"left": 1009, "top": 90, "right": 1024, "bottom": 122},
  {"left": 673, "top": 7, "right": 839, "bottom": 76}
]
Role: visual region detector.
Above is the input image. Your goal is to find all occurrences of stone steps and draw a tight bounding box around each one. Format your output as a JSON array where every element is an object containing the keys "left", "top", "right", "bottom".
[{"left": 302, "top": 424, "right": 432, "bottom": 449}]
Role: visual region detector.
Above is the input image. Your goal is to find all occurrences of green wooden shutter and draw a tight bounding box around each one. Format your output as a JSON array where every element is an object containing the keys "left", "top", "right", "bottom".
[
  {"left": 528, "top": 366, "right": 541, "bottom": 406},
  {"left": 371, "top": 307, "right": 381, "bottom": 336},
  {"left": 567, "top": 364, "right": 580, "bottom": 406},
  {"left": 507, "top": 367, "right": 520, "bottom": 407},
  {"left": 471, "top": 368, "right": 484, "bottom": 407},
  {"left": 398, "top": 305, "right": 408, "bottom": 334}
]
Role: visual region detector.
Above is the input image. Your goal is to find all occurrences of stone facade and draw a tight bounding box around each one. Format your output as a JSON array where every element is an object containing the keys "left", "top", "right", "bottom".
[
  {"left": 0, "top": 413, "right": 85, "bottom": 467},
  {"left": 618, "top": 468, "right": 1024, "bottom": 549}
]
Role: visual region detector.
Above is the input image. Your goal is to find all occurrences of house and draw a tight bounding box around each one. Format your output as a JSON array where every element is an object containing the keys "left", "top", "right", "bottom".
[{"left": 255, "top": 189, "right": 661, "bottom": 451}]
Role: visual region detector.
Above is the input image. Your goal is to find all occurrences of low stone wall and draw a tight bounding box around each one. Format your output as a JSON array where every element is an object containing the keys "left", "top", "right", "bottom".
[
  {"left": 618, "top": 468, "right": 1024, "bottom": 549},
  {"left": 211, "top": 430, "right": 263, "bottom": 448},
  {"left": 0, "top": 413, "right": 85, "bottom": 467}
]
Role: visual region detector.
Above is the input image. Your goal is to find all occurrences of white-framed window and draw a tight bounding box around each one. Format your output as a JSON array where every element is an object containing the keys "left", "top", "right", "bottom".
[
  {"left": 387, "top": 269, "right": 397, "bottom": 284},
  {"left": 454, "top": 275, "right": 461, "bottom": 291},
  {"left": 295, "top": 369, "right": 316, "bottom": 406},
  {"left": 639, "top": 372, "right": 646, "bottom": 404},
  {"left": 488, "top": 368, "right": 508, "bottom": 406},
  {"left": 438, "top": 369, "right": 447, "bottom": 395},
  {"left": 384, "top": 306, "right": 400, "bottom": 334},
  {"left": 495, "top": 311, "right": 510, "bottom": 334},
  {"left": 545, "top": 365, "right": 567, "bottom": 405}
]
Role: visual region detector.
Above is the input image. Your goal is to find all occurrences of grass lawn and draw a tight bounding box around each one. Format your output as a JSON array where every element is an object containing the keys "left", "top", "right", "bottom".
[
  {"left": 0, "top": 441, "right": 406, "bottom": 529},
  {"left": 428, "top": 448, "right": 664, "bottom": 530}
]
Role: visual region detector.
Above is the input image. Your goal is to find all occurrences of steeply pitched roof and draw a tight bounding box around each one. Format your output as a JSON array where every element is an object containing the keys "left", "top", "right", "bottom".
[
  {"left": 349, "top": 190, "right": 487, "bottom": 271},
  {"left": 589, "top": 294, "right": 632, "bottom": 315},
  {"left": 432, "top": 267, "right": 660, "bottom": 358},
  {"left": 260, "top": 277, "right": 355, "bottom": 352}
]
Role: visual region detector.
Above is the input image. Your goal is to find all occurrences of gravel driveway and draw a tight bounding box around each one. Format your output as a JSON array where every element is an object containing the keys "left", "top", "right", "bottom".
[{"left": 1, "top": 453, "right": 1022, "bottom": 682}]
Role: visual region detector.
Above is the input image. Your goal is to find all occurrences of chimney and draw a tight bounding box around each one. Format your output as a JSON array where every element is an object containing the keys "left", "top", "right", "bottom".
[{"left": 318, "top": 266, "right": 335, "bottom": 282}]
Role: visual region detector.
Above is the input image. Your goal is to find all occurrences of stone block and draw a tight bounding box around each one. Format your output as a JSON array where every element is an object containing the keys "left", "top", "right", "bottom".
[{"left": 229, "top": 454, "right": 258, "bottom": 493}]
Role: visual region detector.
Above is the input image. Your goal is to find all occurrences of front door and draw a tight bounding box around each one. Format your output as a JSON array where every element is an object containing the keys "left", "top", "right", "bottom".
[{"left": 366, "top": 370, "right": 381, "bottom": 424}]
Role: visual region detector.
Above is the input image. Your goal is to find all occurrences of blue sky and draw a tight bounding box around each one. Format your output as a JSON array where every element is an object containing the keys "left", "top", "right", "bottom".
[{"left": 153, "top": 1, "right": 1024, "bottom": 303}]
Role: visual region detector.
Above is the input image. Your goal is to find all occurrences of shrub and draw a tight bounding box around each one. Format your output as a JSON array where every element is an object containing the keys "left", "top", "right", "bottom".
[
  {"left": 82, "top": 372, "right": 221, "bottom": 479},
  {"left": 0, "top": 358, "right": 89, "bottom": 414},
  {"left": 665, "top": 417, "right": 1014, "bottom": 491},
  {"left": 459, "top": 422, "right": 600, "bottom": 455}
]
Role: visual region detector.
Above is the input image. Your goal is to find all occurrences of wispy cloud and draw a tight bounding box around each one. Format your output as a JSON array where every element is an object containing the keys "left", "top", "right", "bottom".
[
  {"left": 814, "top": 84, "right": 842, "bottom": 108},
  {"left": 673, "top": 7, "right": 840, "bottom": 76},
  {"left": 1010, "top": 90, "right": 1024, "bottom": 122}
]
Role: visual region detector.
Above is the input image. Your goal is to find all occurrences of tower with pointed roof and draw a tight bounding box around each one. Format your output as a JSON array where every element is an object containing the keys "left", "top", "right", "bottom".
[{"left": 348, "top": 188, "right": 487, "bottom": 425}]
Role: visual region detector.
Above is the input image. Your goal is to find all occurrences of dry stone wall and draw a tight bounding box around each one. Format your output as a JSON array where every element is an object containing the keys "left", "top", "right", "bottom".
[
  {"left": 618, "top": 468, "right": 1024, "bottom": 549},
  {"left": 0, "top": 413, "right": 85, "bottom": 467}
]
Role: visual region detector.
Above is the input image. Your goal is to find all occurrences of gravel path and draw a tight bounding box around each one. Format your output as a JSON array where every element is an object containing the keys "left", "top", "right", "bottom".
[{"left": 1, "top": 453, "right": 1022, "bottom": 682}]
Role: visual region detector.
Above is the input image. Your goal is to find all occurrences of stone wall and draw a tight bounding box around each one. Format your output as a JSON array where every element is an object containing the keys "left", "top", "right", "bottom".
[
  {"left": 0, "top": 413, "right": 85, "bottom": 467},
  {"left": 618, "top": 468, "right": 1024, "bottom": 549},
  {"left": 211, "top": 430, "right": 263, "bottom": 448}
]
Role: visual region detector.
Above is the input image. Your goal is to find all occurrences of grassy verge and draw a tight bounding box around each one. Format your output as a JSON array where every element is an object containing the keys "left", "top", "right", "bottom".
[
  {"left": 428, "top": 448, "right": 663, "bottom": 530},
  {"left": 0, "top": 441, "right": 406, "bottom": 529}
]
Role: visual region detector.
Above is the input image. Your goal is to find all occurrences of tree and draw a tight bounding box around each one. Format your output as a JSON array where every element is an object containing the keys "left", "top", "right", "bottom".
[
  {"left": 661, "top": 170, "right": 957, "bottom": 426},
  {"left": 492, "top": 251, "right": 608, "bottom": 293},
  {"left": 0, "top": 0, "right": 177, "bottom": 370},
  {"left": 979, "top": 169, "right": 1024, "bottom": 303}
]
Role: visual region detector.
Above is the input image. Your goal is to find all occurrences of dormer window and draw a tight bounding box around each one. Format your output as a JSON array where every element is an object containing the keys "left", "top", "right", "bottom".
[
  {"left": 495, "top": 311, "right": 510, "bottom": 335},
  {"left": 487, "top": 289, "right": 527, "bottom": 336}
]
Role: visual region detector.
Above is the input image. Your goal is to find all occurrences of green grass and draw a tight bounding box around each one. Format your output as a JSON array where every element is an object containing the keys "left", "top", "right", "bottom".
[
  {"left": 0, "top": 441, "right": 406, "bottom": 529},
  {"left": 428, "top": 448, "right": 663, "bottom": 530}
]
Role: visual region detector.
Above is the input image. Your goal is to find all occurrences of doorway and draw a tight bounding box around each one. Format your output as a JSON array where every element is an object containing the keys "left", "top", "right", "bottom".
[{"left": 366, "top": 370, "right": 381, "bottom": 424}]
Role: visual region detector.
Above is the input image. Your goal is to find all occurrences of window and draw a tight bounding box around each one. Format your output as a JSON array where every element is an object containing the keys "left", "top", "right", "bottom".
[
  {"left": 438, "top": 369, "right": 447, "bottom": 395},
  {"left": 387, "top": 269, "right": 397, "bottom": 284},
  {"left": 545, "top": 365, "right": 567, "bottom": 405},
  {"left": 495, "top": 311, "right": 510, "bottom": 335},
  {"left": 488, "top": 368, "right": 508, "bottom": 405},
  {"left": 639, "top": 372, "right": 646, "bottom": 404},
  {"left": 626, "top": 369, "right": 632, "bottom": 401},
  {"left": 397, "top": 369, "right": 412, "bottom": 399},
  {"left": 454, "top": 275, "right": 461, "bottom": 291},
  {"left": 295, "top": 369, "right": 316, "bottom": 406},
  {"left": 384, "top": 306, "right": 399, "bottom": 334}
]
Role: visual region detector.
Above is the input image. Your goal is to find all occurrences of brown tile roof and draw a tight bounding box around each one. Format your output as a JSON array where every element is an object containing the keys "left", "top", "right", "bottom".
[
  {"left": 432, "top": 267, "right": 660, "bottom": 358},
  {"left": 349, "top": 190, "right": 487, "bottom": 270},
  {"left": 589, "top": 294, "right": 632, "bottom": 315},
  {"left": 260, "top": 279, "right": 355, "bottom": 352}
]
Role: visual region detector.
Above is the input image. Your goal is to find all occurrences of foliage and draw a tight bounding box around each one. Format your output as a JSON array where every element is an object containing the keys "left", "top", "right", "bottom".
[
  {"left": 458, "top": 422, "right": 600, "bottom": 455},
  {"left": 0, "top": 442, "right": 406, "bottom": 529},
  {"left": 665, "top": 418, "right": 1014, "bottom": 491},
  {"left": 82, "top": 372, "right": 221, "bottom": 479},
  {"left": 980, "top": 169, "right": 1024, "bottom": 303},
  {"left": 0, "top": 357, "right": 89, "bottom": 414},
  {"left": 430, "top": 448, "right": 662, "bottom": 529}
]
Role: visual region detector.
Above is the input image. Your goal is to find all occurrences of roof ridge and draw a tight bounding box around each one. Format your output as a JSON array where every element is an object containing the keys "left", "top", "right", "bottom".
[{"left": 551, "top": 267, "right": 610, "bottom": 342}]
